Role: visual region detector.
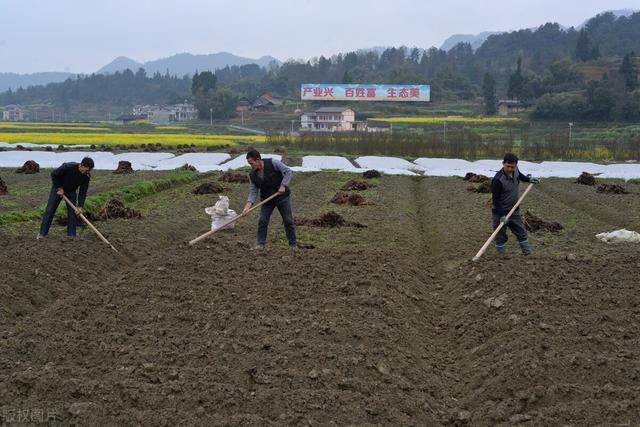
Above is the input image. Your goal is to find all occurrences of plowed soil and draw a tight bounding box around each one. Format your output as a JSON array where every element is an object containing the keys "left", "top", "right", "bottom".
[
  {"left": 0, "top": 176, "right": 7, "bottom": 195},
  {"left": 463, "top": 172, "right": 490, "bottom": 183},
  {"left": 15, "top": 160, "right": 40, "bottom": 174},
  {"left": 98, "top": 199, "right": 141, "bottom": 220},
  {"left": 467, "top": 181, "right": 492, "bottom": 193},
  {"left": 596, "top": 184, "right": 628, "bottom": 194},
  {"left": 220, "top": 171, "right": 249, "bottom": 183},
  {"left": 575, "top": 172, "right": 596, "bottom": 186},
  {"left": 192, "top": 182, "right": 225, "bottom": 194},
  {"left": 523, "top": 210, "right": 564, "bottom": 232},
  {"left": 1, "top": 172, "right": 640, "bottom": 426},
  {"left": 331, "top": 191, "right": 370, "bottom": 206},
  {"left": 363, "top": 170, "right": 381, "bottom": 179},
  {"left": 341, "top": 180, "right": 373, "bottom": 191},
  {"left": 113, "top": 160, "right": 134, "bottom": 174}
]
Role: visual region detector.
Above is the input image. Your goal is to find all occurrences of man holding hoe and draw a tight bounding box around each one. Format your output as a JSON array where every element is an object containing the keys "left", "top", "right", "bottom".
[
  {"left": 491, "top": 153, "right": 541, "bottom": 256},
  {"left": 38, "top": 157, "right": 94, "bottom": 239},
  {"left": 241, "top": 149, "right": 297, "bottom": 251}
]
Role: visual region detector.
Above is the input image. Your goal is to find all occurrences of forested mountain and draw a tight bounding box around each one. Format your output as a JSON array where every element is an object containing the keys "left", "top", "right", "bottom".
[{"left": 2, "top": 11, "right": 639, "bottom": 121}]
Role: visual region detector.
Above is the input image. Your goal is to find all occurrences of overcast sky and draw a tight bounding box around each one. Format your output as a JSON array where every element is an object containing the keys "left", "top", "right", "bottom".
[{"left": 0, "top": 0, "right": 638, "bottom": 74}]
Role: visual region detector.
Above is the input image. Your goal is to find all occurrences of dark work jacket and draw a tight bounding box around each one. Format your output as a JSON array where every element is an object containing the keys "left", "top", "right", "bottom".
[
  {"left": 491, "top": 167, "right": 530, "bottom": 216},
  {"left": 51, "top": 162, "right": 91, "bottom": 207},
  {"left": 249, "top": 158, "right": 290, "bottom": 204}
]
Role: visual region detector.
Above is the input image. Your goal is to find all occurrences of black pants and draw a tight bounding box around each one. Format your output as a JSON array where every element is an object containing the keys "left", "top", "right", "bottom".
[
  {"left": 39, "top": 187, "right": 77, "bottom": 236},
  {"left": 492, "top": 211, "right": 528, "bottom": 245},
  {"left": 257, "top": 195, "right": 296, "bottom": 246}
]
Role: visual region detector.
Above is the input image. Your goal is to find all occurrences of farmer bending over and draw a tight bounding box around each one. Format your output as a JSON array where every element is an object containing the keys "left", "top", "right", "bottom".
[
  {"left": 38, "top": 157, "right": 94, "bottom": 239},
  {"left": 491, "top": 153, "right": 540, "bottom": 256},
  {"left": 241, "top": 149, "right": 297, "bottom": 251}
]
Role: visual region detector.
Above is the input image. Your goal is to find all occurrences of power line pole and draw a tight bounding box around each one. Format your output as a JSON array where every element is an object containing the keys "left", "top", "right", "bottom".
[{"left": 569, "top": 122, "right": 573, "bottom": 146}]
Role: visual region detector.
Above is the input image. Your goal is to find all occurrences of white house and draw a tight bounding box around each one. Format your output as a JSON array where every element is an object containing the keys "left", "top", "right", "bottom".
[
  {"left": 132, "top": 102, "right": 197, "bottom": 123},
  {"left": 2, "top": 104, "right": 25, "bottom": 121},
  {"left": 300, "top": 107, "right": 356, "bottom": 132},
  {"left": 148, "top": 107, "right": 173, "bottom": 125}
]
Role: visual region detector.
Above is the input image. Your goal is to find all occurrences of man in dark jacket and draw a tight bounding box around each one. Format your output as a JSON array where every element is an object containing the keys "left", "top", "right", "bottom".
[
  {"left": 38, "top": 157, "right": 94, "bottom": 239},
  {"left": 241, "top": 149, "right": 296, "bottom": 251},
  {"left": 491, "top": 153, "right": 540, "bottom": 256}
]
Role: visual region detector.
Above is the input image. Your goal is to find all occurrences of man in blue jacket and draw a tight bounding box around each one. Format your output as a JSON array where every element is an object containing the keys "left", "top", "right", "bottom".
[
  {"left": 38, "top": 157, "right": 94, "bottom": 239},
  {"left": 491, "top": 153, "right": 540, "bottom": 256},
  {"left": 241, "top": 149, "right": 296, "bottom": 251}
]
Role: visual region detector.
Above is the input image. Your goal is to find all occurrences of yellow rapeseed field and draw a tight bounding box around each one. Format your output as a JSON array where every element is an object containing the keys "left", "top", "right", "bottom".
[
  {"left": 373, "top": 116, "right": 521, "bottom": 124},
  {"left": 0, "top": 132, "right": 265, "bottom": 146},
  {"left": 0, "top": 122, "right": 110, "bottom": 131}
]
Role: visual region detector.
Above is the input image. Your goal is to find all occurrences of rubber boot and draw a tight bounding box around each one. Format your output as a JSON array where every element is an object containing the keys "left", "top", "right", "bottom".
[
  {"left": 495, "top": 243, "right": 506, "bottom": 256},
  {"left": 519, "top": 239, "right": 532, "bottom": 256}
]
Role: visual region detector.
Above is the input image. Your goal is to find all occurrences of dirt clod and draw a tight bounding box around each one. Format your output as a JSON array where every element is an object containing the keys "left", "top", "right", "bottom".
[
  {"left": 331, "top": 191, "right": 370, "bottom": 206},
  {"left": 576, "top": 172, "right": 596, "bottom": 186},
  {"left": 113, "top": 160, "right": 134, "bottom": 174},
  {"left": 294, "top": 211, "right": 367, "bottom": 228},
  {"left": 15, "top": 160, "right": 40, "bottom": 174},
  {"left": 596, "top": 184, "right": 628, "bottom": 194},
  {"left": 341, "top": 180, "right": 373, "bottom": 191},
  {"left": 363, "top": 170, "right": 381, "bottom": 179},
  {"left": 464, "top": 172, "right": 490, "bottom": 183},
  {"left": 466, "top": 181, "right": 492, "bottom": 193},
  {"left": 192, "top": 182, "right": 225, "bottom": 194},
  {"left": 56, "top": 211, "right": 100, "bottom": 226},
  {"left": 523, "top": 210, "right": 563, "bottom": 232},
  {"left": 0, "top": 177, "right": 7, "bottom": 195},
  {"left": 98, "top": 199, "right": 141, "bottom": 220},
  {"left": 220, "top": 171, "right": 249, "bottom": 183}
]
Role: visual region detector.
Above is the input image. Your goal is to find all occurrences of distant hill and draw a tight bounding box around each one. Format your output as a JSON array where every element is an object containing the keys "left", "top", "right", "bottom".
[
  {"left": 578, "top": 9, "right": 638, "bottom": 28},
  {"left": 97, "top": 56, "right": 143, "bottom": 74},
  {"left": 440, "top": 31, "right": 502, "bottom": 51},
  {"left": 97, "top": 52, "right": 280, "bottom": 76},
  {"left": 0, "top": 72, "right": 75, "bottom": 93}
]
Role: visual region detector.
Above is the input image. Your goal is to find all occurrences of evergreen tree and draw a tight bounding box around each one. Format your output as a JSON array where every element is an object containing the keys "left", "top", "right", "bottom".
[
  {"left": 619, "top": 52, "right": 638, "bottom": 91},
  {"left": 507, "top": 57, "right": 525, "bottom": 100},
  {"left": 191, "top": 71, "right": 217, "bottom": 96},
  {"left": 575, "top": 29, "right": 592, "bottom": 61},
  {"left": 482, "top": 72, "right": 497, "bottom": 115}
]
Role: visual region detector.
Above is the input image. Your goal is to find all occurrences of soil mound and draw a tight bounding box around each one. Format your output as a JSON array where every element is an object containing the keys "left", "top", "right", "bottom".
[
  {"left": 98, "top": 199, "right": 141, "bottom": 220},
  {"left": 523, "top": 210, "right": 563, "bottom": 232},
  {"left": 179, "top": 163, "right": 197, "bottom": 171},
  {"left": 363, "top": 169, "right": 381, "bottom": 179},
  {"left": 0, "top": 177, "right": 7, "bottom": 195},
  {"left": 576, "top": 171, "right": 596, "bottom": 185},
  {"left": 341, "top": 180, "right": 373, "bottom": 191},
  {"left": 295, "top": 211, "right": 366, "bottom": 228},
  {"left": 193, "top": 182, "right": 225, "bottom": 194},
  {"left": 15, "top": 160, "right": 40, "bottom": 174},
  {"left": 463, "top": 172, "right": 490, "bottom": 183},
  {"left": 596, "top": 184, "right": 628, "bottom": 194},
  {"left": 113, "top": 160, "right": 134, "bottom": 174},
  {"left": 220, "top": 171, "right": 249, "bottom": 183},
  {"left": 331, "top": 191, "right": 370, "bottom": 206},
  {"left": 56, "top": 211, "right": 100, "bottom": 226},
  {"left": 466, "top": 181, "right": 492, "bottom": 193}
]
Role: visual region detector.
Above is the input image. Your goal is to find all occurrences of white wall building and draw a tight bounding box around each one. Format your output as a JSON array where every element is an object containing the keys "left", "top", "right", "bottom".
[
  {"left": 132, "top": 102, "right": 197, "bottom": 123},
  {"left": 300, "top": 107, "right": 357, "bottom": 132},
  {"left": 2, "top": 104, "right": 25, "bottom": 121}
]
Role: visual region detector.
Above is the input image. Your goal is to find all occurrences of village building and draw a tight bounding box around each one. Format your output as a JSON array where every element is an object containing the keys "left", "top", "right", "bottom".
[{"left": 1, "top": 104, "right": 25, "bottom": 121}]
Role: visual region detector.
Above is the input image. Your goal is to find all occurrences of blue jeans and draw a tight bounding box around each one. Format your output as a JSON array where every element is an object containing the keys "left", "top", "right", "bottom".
[
  {"left": 39, "top": 187, "right": 77, "bottom": 236},
  {"left": 257, "top": 195, "right": 296, "bottom": 246}
]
